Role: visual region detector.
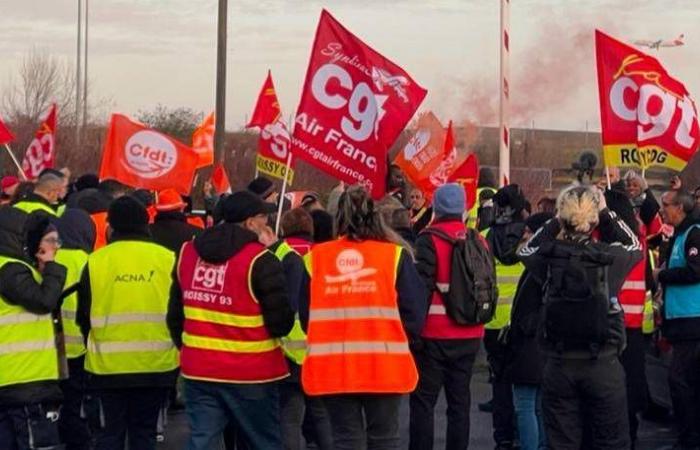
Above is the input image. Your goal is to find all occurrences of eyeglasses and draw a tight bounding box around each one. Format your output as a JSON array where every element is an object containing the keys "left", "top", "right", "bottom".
[{"left": 41, "top": 237, "right": 62, "bottom": 247}]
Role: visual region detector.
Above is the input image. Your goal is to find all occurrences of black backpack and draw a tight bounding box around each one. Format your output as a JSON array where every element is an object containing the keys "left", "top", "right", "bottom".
[
  {"left": 423, "top": 228, "right": 498, "bottom": 325},
  {"left": 542, "top": 243, "right": 613, "bottom": 355}
]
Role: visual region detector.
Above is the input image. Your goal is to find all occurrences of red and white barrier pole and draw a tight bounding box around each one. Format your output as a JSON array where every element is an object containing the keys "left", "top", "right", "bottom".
[{"left": 499, "top": 0, "right": 510, "bottom": 187}]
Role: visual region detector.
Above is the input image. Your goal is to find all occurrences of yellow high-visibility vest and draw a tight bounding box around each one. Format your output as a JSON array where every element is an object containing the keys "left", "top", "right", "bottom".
[
  {"left": 14, "top": 200, "right": 61, "bottom": 216},
  {"left": 0, "top": 256, "right": 59, "bottom": 387},
  {"left": 274, "top": 242, "right": 307, "bottom": 365},
  {"left": 85, "top": 240, "right": 178, "bottom": 375},
  {"left": 486, "top": 260, "right": 524, "bottom": 330},
  {"left": 55, "top": 248, "right": 89, "bottom": 359}
]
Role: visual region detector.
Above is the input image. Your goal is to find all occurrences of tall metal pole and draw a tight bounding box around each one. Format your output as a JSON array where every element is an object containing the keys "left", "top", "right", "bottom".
[
  {"left": 75, "top": 0, "right": 82, "bottom": 148},
  {"left": 82, "top": 0, "right": 89, "bottom": 135},
  {"left": 498, "top": 0, "right": 510, "bottom": 186},
  {"left": 214, "top": 0, "right": 228, "bottom": 164}
]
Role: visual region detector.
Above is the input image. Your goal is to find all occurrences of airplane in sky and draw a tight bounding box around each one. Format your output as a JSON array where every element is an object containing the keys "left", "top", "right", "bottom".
[{"left": 634, "top": 34, "right": 684, "bottom": 50}]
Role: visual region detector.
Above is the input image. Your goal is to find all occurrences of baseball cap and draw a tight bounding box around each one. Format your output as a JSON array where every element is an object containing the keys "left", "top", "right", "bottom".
[{"left": 223, "top": 190, "right": 277, "bottom": 223}]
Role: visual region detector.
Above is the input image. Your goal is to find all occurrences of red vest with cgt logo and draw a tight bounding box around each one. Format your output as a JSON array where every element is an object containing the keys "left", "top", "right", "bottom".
[{"left": 177, "top": 241, "right": 289, "bottom": 383}]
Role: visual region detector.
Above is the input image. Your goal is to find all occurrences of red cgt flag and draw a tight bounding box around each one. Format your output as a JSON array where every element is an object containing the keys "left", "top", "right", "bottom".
[
  {"left": 211, "top": 163, "right": 231, "bottom": 195},
  {"left": 22, "top": 104, "right": 57, "bottom": 179},
  {"left": 100, "top": 114, "right": 199, "bottom": 195},
  {"left": 596, "top": 30, "right": 700, "bottom": 171},
  {"left": 448, "top": 153, "right": 480, "bottom": 210},
  {"left": 292, "top": 9, "right": 427, "bottom": 199},
  {"left": 192, "top": 112, "right": 215, "bottom": 168},
  {"left": 0, "top": 115, "right": 14, "bottom": 145},
  {"left": 247, "top": 71, "right": 295, "bottom": 183}
]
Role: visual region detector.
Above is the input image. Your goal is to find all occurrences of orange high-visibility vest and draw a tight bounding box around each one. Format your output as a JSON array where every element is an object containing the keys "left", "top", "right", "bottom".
[{"left": 302, "top": 238, "right": 418, "bottom": 395}]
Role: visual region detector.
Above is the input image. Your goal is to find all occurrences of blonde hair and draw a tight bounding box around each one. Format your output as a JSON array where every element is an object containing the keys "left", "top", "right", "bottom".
[{"left": 557, "top": 185, "right": 600, "bottom": 235}]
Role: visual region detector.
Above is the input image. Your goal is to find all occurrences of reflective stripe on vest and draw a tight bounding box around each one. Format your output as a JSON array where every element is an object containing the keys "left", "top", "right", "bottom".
[
  {"left": 0, "top": 256, "right": 58, "bottom": 388},
  {"left": 14, "top": 201, "right": 59, "bottom": 216},
  {"left": 485, "top": 261, "right": 524, "bottom": 330},
  {"left": 56, "top": 248, "right": 89, "bottom": 359},
  {"left": 85, "top": 241, "right": 178, "bottom": 375},
  {"left": 178, "top": 241, "right": 289, "bottom": 383},
  {"left": 622, "top": 281, "right": 646, "bottom": 291},
  {"left": 273, "top": 242, "right": 308, "bottom": 365},
  {"left": 303, "top": 239, "right": 418, "bottom": 395},
  {"left": 307, "top": 341, "right": 410, "bottom": 356},
  {"left": 665, "top": 225, "right": 700, "bottom": 319},
  {"left": 310, "top": 307, "right": 401, "bottom": 321}
]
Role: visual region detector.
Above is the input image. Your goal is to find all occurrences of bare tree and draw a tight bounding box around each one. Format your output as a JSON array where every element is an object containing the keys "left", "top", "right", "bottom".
[{"left": 1, "top": 49, "right": 77, "bottom": 127}]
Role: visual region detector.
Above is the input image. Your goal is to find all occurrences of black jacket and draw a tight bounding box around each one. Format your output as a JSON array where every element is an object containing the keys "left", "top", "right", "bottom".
[
  {"left": 76, "top": 231, "right": 178, "bottom": 390},
  {"left": 505, "top": 270, "right": 545, "bottom": 385},
  {"left": 149, "top": 211, "right": 202, "bottom": 254},
  {"left": 411, "top": 206, "right": 432, "bottom": 234},
  {"left": 659, "top": 216, "right": 700, "bottom": 342},
  {"left": 0, "top": 207, "right": 67, "bottom": 406},
  {"left": 517, "top": 209, "right": 642, "bottom": 359},
  {"left": 167, "top": 223, "right": 295, "bottom": 349}
]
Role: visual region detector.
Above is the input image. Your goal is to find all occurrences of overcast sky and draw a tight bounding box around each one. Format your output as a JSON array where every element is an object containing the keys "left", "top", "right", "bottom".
[{"left": 1, "top": 0, "right": 699, "bottom": 131}]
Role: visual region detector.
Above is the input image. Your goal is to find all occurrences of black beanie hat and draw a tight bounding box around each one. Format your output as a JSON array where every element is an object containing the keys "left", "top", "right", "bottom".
[
  {"left": 75, "top": 173, "right": 99, "bottom": 191},
  {"left": 108, "top": 196, "right": 149, "bottom": 234},
  {"left": 247, "top": 176, "right": 275, "bottom": 199}
]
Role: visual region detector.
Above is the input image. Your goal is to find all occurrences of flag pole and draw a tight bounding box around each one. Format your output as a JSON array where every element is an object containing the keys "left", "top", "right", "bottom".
[
  {"left": 4, "top": 144, "right": 28, "bottom": 180},
  {"left": 498, "top": 0, "right": 510, "bottom": 187},
  {"left": 274, "top": 152, "right": 293, "bottom": 236},
  {"left": 605, "top": 165, "right": 611, "bottom": 189}
]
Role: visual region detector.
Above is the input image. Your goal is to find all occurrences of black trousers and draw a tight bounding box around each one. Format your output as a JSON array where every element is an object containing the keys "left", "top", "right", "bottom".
[
  {"left": 91, "top": 386, "right": 168, "bottom": 450},
  {"left": 59, "top": 356, "right": 92, "bottom": 450},
  {"left": 542, "top": 356, "right": 630, "bottom": 450},
  {"left": 323, "top": 394, "right": 402, "bottom": 450},
  {"left": 409, "top": 339, "right": 479, "bottom": 450},
  {"left": 0, "top": 402, "right": 62, "bottom": 450},
  {"left": 619, "top": 328, "right": 649, "bottom": 447},
  {"left": 484, "top": 329, "right": 515, "bottom": 446},
  {"left": 669, "top": 340, "right": 700, "bottom": 447}
]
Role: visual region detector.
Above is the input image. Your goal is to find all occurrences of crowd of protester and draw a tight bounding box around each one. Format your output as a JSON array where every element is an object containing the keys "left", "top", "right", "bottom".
[{"left": 0, "top": 161, "right": 699, "bottom": 450}]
